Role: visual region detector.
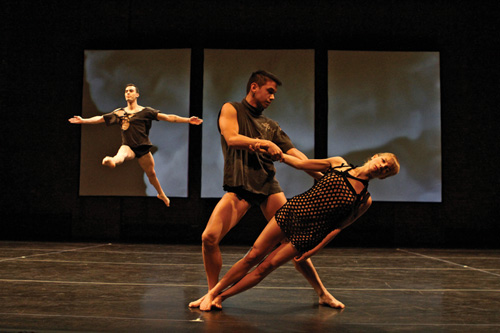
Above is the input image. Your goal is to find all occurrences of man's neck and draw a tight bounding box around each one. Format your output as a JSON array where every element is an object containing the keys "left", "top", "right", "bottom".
[
  {"left": 245, "top": 95, "right": 265, "bottom": 112},
  {"left": 126, "top": 101, "right": 141, "bottom": 112},
  {"left": 245, "top": 95, "right": 258, "bottom": 108}
]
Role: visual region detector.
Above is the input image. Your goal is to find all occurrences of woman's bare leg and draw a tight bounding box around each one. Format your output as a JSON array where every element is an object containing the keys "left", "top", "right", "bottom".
[
  {"left": 293, "top": 259, "right": 345, "bottom": 308},
  {"left": 192, "top": 217, "right": 288, "bottom": 311},
  {"left": 212, "top": 242, "right": 299, "bottom": 309},
  {"left": 262, "top": 192, "right": 343, "bottom": 308},
  {"left": 137, "top": 152, "right": 170, "bottom": 207},
  {"left": 102, "top": 145, "right": 135, "bottom": 168}
]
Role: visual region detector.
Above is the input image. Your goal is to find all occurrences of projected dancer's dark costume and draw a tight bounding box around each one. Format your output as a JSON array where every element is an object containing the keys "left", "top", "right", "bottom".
[{"left": 103, "top": 107, "right": 159, "bottom": 158}]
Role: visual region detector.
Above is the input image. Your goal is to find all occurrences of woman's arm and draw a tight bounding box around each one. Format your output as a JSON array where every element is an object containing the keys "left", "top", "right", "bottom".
[
  {"left": 157, "top": 113, "right": 203, "bottom": 125},
  {"left": 285, "top": 148, "right": 324, "bottom": 180},
  {"left": 281, "top": 154, "right": 346, "bottom": 173},
  {"left": 338, "top": 195, "right": 372, "bottom": 230},
  {"left": 294, "top": 196, "right": 372, "bottom": 263},
  {"left": 68, "top": 115, "right": 104, "bottom": 124},
  {"left": 294, "top": 228, "right": 342, "bottom": 263}
]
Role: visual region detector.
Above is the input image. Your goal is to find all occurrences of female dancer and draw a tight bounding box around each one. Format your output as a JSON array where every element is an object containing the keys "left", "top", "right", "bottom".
[
  {"left": 190, "top": 148, "right": 399, "bottom": 310},
  {"left": 69, "top": 83, "right": 203, "bottom": 207}
]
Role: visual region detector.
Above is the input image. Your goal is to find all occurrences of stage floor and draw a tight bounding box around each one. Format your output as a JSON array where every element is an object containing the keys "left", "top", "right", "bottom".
[{"left": 0, "top": 241, "right": 499, "bottom": 332}]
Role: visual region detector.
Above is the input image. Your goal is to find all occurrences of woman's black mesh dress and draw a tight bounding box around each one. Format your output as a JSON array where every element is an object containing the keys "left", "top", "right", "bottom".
[{"left": 275, "top": 165, "right": 369, "bottom": 253}]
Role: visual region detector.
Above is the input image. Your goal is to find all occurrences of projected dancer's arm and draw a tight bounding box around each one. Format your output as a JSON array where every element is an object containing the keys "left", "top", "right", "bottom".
[
  {"left": 68, "top": 115, "right": 104, "bottom": 124},
  {"left": 157, "top": 113, "right": 203, "bottom": 125}
]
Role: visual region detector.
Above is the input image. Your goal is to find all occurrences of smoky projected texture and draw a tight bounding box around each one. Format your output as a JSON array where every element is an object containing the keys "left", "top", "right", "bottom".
[
  {"left": 80, "top": 49, "right": 191, "bottom": 197},
  {"left": 201, "top": 49, "right": 316, "bottom": 198},
  {"left": 328, "top": 51, "right": 441, "bottom": 202},
  {"left": 79, "top": 49, "right": 441, "bottom": 203}
]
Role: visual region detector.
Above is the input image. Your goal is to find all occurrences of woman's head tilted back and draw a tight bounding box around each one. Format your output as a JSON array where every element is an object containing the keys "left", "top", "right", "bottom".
[
  {"left": 364, "top": 153, "right": 400, "bottom": 179},
  {"left": 378, "top": 153, "right": 400, "bottom": 178}
]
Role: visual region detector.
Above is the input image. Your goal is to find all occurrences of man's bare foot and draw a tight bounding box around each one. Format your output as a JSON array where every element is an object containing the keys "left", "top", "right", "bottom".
[
  {"left": 102, "top": 157, "right": 116, "bottom": 168},
  {"left": 157, "top": 193, "right": 170, "bottom": 207},
  {"left": 200, "top": 294, "right": 215, "bottom": 311},
  {"left": 319, "top": 291, "right": 345, "bottom": 309},
  {"left": 189, "top": 295, "right": 205, "bottom": 308}
]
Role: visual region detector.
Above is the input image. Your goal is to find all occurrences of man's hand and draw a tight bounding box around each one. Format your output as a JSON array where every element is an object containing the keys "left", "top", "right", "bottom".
[
  {"left": 250, "top": 142, "right": 283, "bottom": 161},
  {"left": 68, "top": 116, "right": 84, "bottom": 124}
]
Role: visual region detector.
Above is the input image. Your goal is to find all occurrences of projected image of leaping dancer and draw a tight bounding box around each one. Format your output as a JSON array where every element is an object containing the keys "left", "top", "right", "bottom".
[{"left": 69, "top": 83, "right": 203, "bottom": 207}]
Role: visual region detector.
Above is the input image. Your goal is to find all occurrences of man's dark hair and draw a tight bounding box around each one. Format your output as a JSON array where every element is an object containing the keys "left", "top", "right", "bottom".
[
  {"left": 125, "top": 83, "right": 139, "bottom": 93},
  {"left": 246, "top": 70, "right": 282, "bottom": 93}
]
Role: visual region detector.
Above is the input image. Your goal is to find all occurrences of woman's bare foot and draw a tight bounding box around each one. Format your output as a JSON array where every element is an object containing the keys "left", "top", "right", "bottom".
[
  {"left": 157, "top": 193, "right": 170, "bottom": 207},
  {"left": 212, "top": 295, "right": 223, "bottom": 310},
  {"left": 189, "top": 295, "right": 205, "bottom": 308},
  {"left": 319, "top": 291, "right": 345, "bottom": 309},
  {"left": 200, "top": 294, "right": 215, "bottom": 311},
  {"left": 102, "top": 156, "right": 116, "bottom": 168}
]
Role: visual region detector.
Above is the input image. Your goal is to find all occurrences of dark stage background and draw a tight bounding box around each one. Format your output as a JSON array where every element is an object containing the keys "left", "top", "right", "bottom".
[{"left": 1, "top": 0, "right": 498, "bottom": 248}]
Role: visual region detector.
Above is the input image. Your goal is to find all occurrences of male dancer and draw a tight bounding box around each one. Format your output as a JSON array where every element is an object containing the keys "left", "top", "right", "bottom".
[
  {"left": 69, "top": 83, "right": 202, "bottom": 206},
  {"left": 199, "top": 71, "right": 341, "bottom": 307}
]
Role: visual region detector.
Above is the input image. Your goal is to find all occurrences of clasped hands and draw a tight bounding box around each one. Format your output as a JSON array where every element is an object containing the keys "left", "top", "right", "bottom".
[{"left": 249, "top": 142, "right": 284, "bottom": 161}]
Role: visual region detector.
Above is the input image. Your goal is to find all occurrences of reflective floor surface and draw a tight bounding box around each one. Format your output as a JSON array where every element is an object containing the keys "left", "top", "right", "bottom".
[{"left": 0, "top": 241, "right": 499, "bottom": 332}]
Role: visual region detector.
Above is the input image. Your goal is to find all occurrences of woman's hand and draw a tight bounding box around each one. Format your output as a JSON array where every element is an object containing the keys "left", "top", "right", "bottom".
[
  {"left": 293, "top": 252, "right": 310, "bottom": 263},
  {"left": 188, "top": 116, "right": 203, "bottom": 125}
]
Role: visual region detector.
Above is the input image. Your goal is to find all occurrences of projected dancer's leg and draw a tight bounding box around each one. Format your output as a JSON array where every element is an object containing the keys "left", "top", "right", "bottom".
[
  {"left": 137, "top": 151, "right": 171, "bottom": 207},
  {"left": 102, "top": 145, "right": 134, "bottom": 168}
]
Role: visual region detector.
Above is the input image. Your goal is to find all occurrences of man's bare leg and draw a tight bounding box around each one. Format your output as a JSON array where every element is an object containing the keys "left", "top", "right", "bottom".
[
  {"left": 190, "top": 194, "right": 273, "bottom": 309},
  {"left": 201, "top": 193, "right": 251, "bottom": 289},
  {"left": 138, "top": 152, "right": 170, "bottom": 207},
  {"left": 195, "top": 218, "right": 287, "bottom": 311},
  {"left": 102, "top": 145, "right": 134, "bottom": 168}
]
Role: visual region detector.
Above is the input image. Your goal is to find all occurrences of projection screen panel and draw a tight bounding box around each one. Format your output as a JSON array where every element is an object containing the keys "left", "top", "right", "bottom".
[{"left": 80, "top": 49, "right": 191, "bottom": 197}]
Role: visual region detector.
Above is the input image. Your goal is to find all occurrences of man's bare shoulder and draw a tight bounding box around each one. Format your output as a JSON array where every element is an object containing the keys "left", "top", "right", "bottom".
[{"left": 220, "top": 102, "right": 237, "bottom": 115}]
